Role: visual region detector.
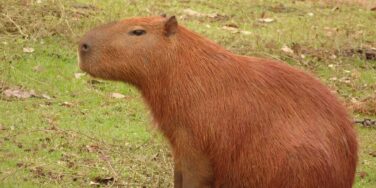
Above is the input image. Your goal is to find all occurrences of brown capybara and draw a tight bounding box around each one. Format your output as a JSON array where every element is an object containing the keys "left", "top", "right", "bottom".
[{"left": 78, "top": 16, "right": 357, "bottom": 188}]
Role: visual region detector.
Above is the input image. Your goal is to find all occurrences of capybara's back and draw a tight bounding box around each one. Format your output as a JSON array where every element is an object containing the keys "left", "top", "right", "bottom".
[{"left": 78, "top": 16, "right": 358, "bottom": 188}]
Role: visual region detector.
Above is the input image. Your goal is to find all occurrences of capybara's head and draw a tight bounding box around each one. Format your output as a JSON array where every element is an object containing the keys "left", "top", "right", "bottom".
[{"left": 78, "top": 16, "right": 178, "bottom": 84}]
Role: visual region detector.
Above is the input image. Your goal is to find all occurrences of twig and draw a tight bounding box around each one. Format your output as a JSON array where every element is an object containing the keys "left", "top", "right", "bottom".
[
  {"left": 65, "top": 19, "right": 77, "bottom": 38},
  {"left": 98, "top": 150, "right": 120, "bottom": 187},
  {"left": 1, "top": 13, "right": 29, "bottom": 38}
]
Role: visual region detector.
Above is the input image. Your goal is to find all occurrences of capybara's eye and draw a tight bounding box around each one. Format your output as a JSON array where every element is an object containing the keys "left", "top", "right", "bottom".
[{"left": 129, "top": 29, "right": 146, "bottom": 36}]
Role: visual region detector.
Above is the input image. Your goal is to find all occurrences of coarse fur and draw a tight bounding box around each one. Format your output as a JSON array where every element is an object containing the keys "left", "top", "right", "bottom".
[{"left": 78, "top": 16, "right": 358, "bottom": 188}]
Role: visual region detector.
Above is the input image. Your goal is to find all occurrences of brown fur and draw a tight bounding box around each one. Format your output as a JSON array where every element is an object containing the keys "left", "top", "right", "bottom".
[{"left": 78, "top": 16, "right": 358, "bottom": 188}]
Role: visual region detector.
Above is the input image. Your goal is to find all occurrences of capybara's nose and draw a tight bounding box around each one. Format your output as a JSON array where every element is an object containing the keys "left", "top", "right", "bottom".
[
  {"left": 79, "top": 42, "right": 91, "bottom": 53},
  {"left": 80, "top": 42, "right": 90, "bottom": 52}
]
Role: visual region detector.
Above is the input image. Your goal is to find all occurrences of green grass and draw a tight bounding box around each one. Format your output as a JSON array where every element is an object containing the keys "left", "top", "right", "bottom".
[{"left": 0, "top": 0, "right": 375, "bottom": 187}]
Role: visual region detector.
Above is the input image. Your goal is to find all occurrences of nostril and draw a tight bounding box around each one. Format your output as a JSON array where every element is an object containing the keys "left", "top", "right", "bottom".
[{"left": 81, "top": 43, "right": 90, "bottom": 52}]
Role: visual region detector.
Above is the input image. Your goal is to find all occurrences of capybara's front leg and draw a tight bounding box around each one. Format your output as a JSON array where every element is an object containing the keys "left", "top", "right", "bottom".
[
  {"left": 174, "top": 162, "right": 183, "bottom": 188},
  {"left": 179, "top": 156, "right": 213, "bottom": 188}
]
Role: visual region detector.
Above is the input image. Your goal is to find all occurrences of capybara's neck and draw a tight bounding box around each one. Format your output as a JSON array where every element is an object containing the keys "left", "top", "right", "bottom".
[{"left": 137, "top": 26, "right": 240, "bottom": 136}]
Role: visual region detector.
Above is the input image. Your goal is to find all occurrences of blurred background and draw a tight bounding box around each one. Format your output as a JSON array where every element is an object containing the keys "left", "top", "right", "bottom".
[{"left": 0, "top": 0, "right": 375, "bottom": 187}]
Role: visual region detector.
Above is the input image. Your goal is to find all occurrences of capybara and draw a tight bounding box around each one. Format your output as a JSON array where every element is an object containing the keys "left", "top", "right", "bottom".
[{"left": 78, "top": 16, "right": 357, "bottom": 188}]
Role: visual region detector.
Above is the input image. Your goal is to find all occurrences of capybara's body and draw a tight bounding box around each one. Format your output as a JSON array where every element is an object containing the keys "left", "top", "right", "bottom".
[{"left": 78, "top": 16, "right": 357, "bottom": 188}]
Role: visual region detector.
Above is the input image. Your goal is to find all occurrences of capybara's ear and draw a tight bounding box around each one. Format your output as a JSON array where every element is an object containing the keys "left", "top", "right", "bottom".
[{"left": 164, "top": 16, "right": 178, "bottom": 37}]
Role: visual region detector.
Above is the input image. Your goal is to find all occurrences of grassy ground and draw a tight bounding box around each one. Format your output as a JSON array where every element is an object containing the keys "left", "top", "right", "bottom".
[{"left": 0, "top": 0, "right": 375, "bottom": 187}]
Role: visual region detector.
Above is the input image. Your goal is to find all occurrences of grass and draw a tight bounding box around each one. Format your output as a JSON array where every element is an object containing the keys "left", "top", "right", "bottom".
[{"left": 0, "top": 0, "right": 375, "bottom": 187}]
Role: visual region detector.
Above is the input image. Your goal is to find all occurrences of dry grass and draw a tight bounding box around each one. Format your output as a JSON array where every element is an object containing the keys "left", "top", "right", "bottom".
[
  {"left": 313, "top": 0, "right": 376, "bottom": 8},
  {"left": 0, "top": 0, "right": 98, "bottom": 41}
]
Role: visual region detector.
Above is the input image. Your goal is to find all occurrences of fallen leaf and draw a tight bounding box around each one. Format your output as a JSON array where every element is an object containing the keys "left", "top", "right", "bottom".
[
  {"left": 3, "top": 88, "right": 36, "bottom": 99},
  {"left": 370, "top": 151, "right": 376, "bottom": 157},
  {"left": 74, "top": 73, "right": 86, "bottom": 79},
  {"left": 16, "top": 162, "right": 25, "bottom": 167},
  {"left": 61, "top": 102, "right": 74, "bottom": 107},
  {"left": 240, "top": 30, "right": 252, "bottom": 35},
  {"left": 324, "top": 27, "right": 338, "bottom": 37},
  {"left": 111, "top": 93, "right": 125, "bottom": 99},
  {"left": 330, "top": 54, "right": 337, "bottom": 59},
  {"left": 331, "top": 6, "right": 339, "bottom": 11},
  {"left": 17, "top": 143, "right": 23, "bottom": 148},
  {"left": 85, "top": 144, "right": 100, "bottom": 153},
  {"left": 30, "top": 166, "right": 45, "bottom": 177},
  {"left": 182, "top": 8, "right": 203, "bottom": 17},
  {"left": 291, "top": 43, "right": 302, "bottom": 55},
  {"left": 339, "top": 77, "right": 351, "bottom": 84},
  {"left": 371, "top": 7, "right": 376, "bottom": 11},
  {"left": 182, "top": 9, "right": 227, "bottom": 21},
  {"left": 222, "top": 26, "right": 239, "bottom": 33},
  {"left": 89, "top": 181, "right": 100, "bottom": 186},
  {"left": 33, "top": 65, "right": 45, "bottom": 72},
  {"left": 258, "top": 18, "right": 275, "bottom": 23},
  {"left": 222, "top": 23, "right": 251, "bottom": 35},
  {"left": 206, "top": 13, "right": 228, "bottom": 20},
  {"left": 23, "top": 47, "right": 34, "bottom": 53},
  {"left": 329, "top": 77, "right": 338, "bottom": 81},
  {"left": 91, "top": 176, "right": 114, "bottom": 185},
  {"left": 307, "top": 12, "right": 314, "bottom": 17},
  {"left": 41, "top": 94, "right": 52, "bottom": 100},
  {"left": 225, "top": 23, "right": 239, "bottom": 28},
  {"left": 281, "top": 45, "right": 294, "bottom": 54}
]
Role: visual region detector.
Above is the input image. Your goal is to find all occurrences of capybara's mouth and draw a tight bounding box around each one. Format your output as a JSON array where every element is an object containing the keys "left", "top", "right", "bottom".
[
  {"left": 77, "top": 51, "right": 87, "bottom": 72},
  {"left": 77, "top": 54, "right": 91, "bottom": 75},
  {"left": 77, "top": 58, "right": 101, "bottom": 79},
  {"left": 77, "top": 49, "right": 93, "bottom": 72},
  {"left": 78, "top": 61, "right": 93, "bottom": 76}
]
